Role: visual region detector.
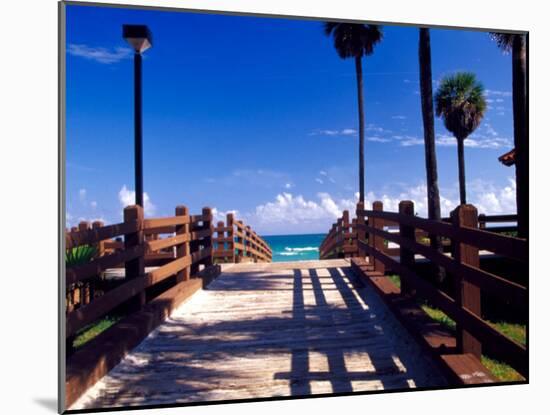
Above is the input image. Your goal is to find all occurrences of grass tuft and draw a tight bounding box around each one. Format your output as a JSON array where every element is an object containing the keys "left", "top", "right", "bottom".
[
  {"left": 73, "top": 316, "right": 121, "bottom": 349},
  {"left": 386, "top": 274, "right": 525, "bottom": 382},
  {"left": 420, "top": 304, "right": 456, "bottom": 331},
  {"left": 388, "top": 274, "right": 401, "bottom": 289},
  {"left": 481, "top": 356, "right": 524, "bottom": 382}
]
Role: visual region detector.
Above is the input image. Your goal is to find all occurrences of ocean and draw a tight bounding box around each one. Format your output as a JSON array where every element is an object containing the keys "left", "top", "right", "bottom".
[{"left": 262, "top": 233, "right": 326, "bottom": 262}]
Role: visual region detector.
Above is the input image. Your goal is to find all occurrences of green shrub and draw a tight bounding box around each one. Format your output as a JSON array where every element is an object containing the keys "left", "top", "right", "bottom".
[{"left": 66, "top": 245, "right": 97, "bottom": 267}]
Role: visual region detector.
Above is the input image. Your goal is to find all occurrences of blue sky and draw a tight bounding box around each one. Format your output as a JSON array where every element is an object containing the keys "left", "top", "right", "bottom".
[{"left": 65, "top": 4, "right": 517, "bottom": 235}]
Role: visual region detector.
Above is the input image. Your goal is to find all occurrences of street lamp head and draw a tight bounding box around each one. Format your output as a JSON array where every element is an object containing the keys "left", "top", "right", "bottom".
[{"left": 123, "top": 24, "right": 153, "bottom": 53}]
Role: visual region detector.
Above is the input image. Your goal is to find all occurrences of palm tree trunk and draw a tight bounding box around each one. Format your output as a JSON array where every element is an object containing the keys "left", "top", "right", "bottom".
[
  {"left": 419, "top": 28, "right": 442, "bottom": 221},
  {"left": 512, "top": 34, "right": 528, "bottom": 238},
  {"left": 457, "top": 137, "right": 467, "bottom": 205},
  {"left": 355, "top": 55, "right": 365, "bottom": 203},
  {"left": 419, "top": 28, "right": 445, "bottom": 283}
]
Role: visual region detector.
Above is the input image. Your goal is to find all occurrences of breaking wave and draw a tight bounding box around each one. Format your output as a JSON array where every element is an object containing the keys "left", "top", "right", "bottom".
[{"left": 283, "top": 246, "right": 319, "bottom": 252}]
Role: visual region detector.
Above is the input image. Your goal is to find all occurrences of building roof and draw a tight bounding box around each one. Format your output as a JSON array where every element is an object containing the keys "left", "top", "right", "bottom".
[{"left": 498, "top": 148, "right": 516, "bottom": 166}]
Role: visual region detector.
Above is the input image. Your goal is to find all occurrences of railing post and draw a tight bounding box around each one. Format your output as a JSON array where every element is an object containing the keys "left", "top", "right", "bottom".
[
  {"left": 237, "top": 220, "right": 245, "bottom": 262},
  {"left": 202, "top": 207, "right": 213, "bottom": 268},
  {"left": 356, "top": 202, "right": 366, "bottom": 258},
  {"left": 342, "top": 210, "right": 350, "bottom": 258},
  {"left": 175, "top": 205, "right": 190, "bottom": 282},
  {"left": 369, "top": 201, "right": 385, "bottom": 273},
  {"left": 92, "top": 221, "right": 105, "bottom": 258},
  {"left": 245, "top": 225, "right": 253, "bottom": 262},
  {"left": 227, "top": 213, "right": 236, "bottom": 263},
  {"left": 478, "top": 213, "right": 486, "bottom": 230},
  {"left": 124, "top": 205, "right": 145, "bottom": 308},
  {"left": 190, "top": 213, "right": 200, "bottom": 276},
  {"left": 215, "top": 221, "right": 224, "bottom": 263},
  {"left": 336, "top": 217, "right": 343, "bottom": 258},
  {"left": 351, "top": 218, "right": 358, "bottom": 257},
  {"left": 78, "top": 221, "right": 91, "bottom": 306},
  {"left": 91, "top": 220, "right": 105, "bottom": 301},
  {"left": 399, "top": 201, "right": 415, "bottom": 296},
  {"left": 451, "top": 204, "right": 481, "bottom": 358}
]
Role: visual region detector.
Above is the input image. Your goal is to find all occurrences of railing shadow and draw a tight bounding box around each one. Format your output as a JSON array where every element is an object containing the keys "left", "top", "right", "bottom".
[{"left": 73, "top": 263, "right": 446, "bottom": 410}]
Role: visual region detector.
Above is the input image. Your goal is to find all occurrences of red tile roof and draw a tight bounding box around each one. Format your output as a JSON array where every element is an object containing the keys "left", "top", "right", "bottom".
[{"left": 498, "top": 148, "right": 516, "bottom": 166}]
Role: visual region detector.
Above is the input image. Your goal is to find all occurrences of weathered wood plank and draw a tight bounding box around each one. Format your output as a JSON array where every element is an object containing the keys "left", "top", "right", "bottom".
[{"left": 70, "top": 260, "right": 447, "bottom": 410}]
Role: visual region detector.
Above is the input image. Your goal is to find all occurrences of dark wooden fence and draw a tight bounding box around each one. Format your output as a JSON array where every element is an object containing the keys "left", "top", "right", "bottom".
[
  {"left": 213, "top": 213, "right": 272, "bottom": 263},
  {"left": 321, "top": 201, "right": 527, "bottom": 379}
]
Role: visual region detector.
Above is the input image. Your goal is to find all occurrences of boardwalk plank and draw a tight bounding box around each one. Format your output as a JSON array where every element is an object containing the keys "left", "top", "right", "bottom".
[{"left": 71, "top": 259, "right": 447, "bottom": 410}]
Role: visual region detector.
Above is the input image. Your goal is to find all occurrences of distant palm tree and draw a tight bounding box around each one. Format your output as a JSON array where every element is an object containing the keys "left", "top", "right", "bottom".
[
  {"left": 435, "top": 72, "right": 487, "bottom": 204},
  {"left": 324, "top": 22, "right": 383, "bottom": 203},
  {"left": 490, "top": 33, "right": 528, "bottom": 238}
]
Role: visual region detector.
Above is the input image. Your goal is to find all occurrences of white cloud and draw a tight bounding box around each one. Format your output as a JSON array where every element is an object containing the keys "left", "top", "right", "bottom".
[
  {"left": 251, "top": 191, "right": 357, "bottom": 229},
  {"left": 247, "top": 178, "right": 516, "bottom": 234},
  {"left": 436, "top": 133, "right": 512, "bottom": 149},
  {"left": 311, "top": 128, "right": 357, "bottom": 136},
  {"left": 68, "top": 44, "right": 133, "bottom": 64},
  {"left": 315, "top": 178, "right": 324, "bottom": 184},
  {"left": 467, "top": 178, "right": 516, "bottom": 215},
  {"left": 212, "top": 208, "right": 240, "bottom": 223},
  {"left": 393, "top": 131, "right": 511, "bottom": 149},
  {"left": 79, "top": 188, "right": 87, "bottom": 202},
  {"left": 366, "top": 123, "right": 390, "bottom": 133},
  {"left": 90, "top": 201, "right": 97, "bottom": 209},
  {"left": 391, "top": 115, "right": 407, "bottom": 120},
  {"left": 367, "top": 136, "right": 391, "bottom": 143},
  {"left": 284, "top": 183, "right": 293, "bottom": 189},
  {"left": 362, "top": 180, "right": 516, "bottom": 218},
  {"left": 118, "top": 185, "right": 156, "bottom": 216},
  {"left": 341, "top": 128, "right": 357, "bottom": 135},
  {"left": 207, "top": 168, "right": 291, "bottom": 190},
  {"left": 397, "top": 136, "right": 425, "bottom": 146},
  {"left": 319, "top": 170, "right": 328, "bottom": 176},
  {"left": 484, "top": 123, "right": 498, "bottom": 137},
  {"left": 484, "top": 89, "right": 512, "bottom": 97}
]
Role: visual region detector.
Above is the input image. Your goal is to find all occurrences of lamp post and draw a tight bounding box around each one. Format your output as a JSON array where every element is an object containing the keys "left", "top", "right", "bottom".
[{"left": 123, "top": 24, "right": 152, "bottom": 207}]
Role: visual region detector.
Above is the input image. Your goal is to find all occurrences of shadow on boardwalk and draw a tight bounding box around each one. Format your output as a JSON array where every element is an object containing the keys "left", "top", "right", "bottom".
[{"left": 71, "top": 260, "right": 447, "bottom": 410}]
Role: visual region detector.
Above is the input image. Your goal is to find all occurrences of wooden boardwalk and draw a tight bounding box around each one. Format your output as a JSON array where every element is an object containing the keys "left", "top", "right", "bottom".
[{"left": 71, "top": 259, "right": 447, "bottom": 410}]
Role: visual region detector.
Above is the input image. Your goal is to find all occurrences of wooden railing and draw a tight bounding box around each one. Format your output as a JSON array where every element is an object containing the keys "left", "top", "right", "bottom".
[
  {"left": 319, "top": 210, "right": 358, "bottom": 259},
  {"left": 321, "top": 210, "right": 518, "bottom": 261},
  {"left": 65, "top": 204, "right": 215, "bottom": 347},
  {"left": 213, "top": 213, "right": 272, "bottom": 263},
  {"left": 326, "top": 200, "right": 527, "bottom": 379}
]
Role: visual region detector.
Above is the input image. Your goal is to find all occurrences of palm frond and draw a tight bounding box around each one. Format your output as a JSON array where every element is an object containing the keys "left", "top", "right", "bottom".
[
  {"left": 489, "top": 32, "right": 515, "bottom": 53},
  {"left": 66, "top": 245, "right": 97, "bottom": 267},
  {"left": 323, "top": 22, "right": 383, "bottom": 59},
  {"left": 434, "top": 72, "right": 487, "bottom": 140}
]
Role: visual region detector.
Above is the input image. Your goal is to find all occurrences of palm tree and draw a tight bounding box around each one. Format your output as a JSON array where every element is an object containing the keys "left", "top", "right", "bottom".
[
  {"left": 490, "top": 33, "right": 528, "bottom": 238},
  {"left": 418, "top": 28, "right": 442, "bottom": 223},
  {"left": 435, "top": 72, "right": 487, "bottom": 204},
  {"left": 419, "top": 28, "right": 445, "bottom": 283},
  {"left": 324, "top": 22, "right": 383, "bottom": 203}
]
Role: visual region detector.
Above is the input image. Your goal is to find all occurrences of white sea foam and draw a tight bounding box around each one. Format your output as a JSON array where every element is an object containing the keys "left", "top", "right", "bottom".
[{"left": 283, "top": 246, "right": 319, "bottom": 252}]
